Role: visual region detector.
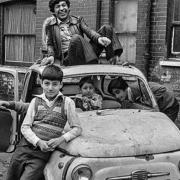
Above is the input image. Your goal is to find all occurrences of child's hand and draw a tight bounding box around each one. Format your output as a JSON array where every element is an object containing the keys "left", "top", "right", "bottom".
[
  {"left": 40, "top": 56, "right": 54, "bottom": 66},
  {"left": 37, "top": 140, "right": 53, "bottom": 152},
  {"left": 0, "top": 101, "right": 10, "bottom": 109},
  {"left": 98, "top": 37, "right": 111, "bottom": 47},
  {"left": 48, "top": 136, "right": 65, "bottom": 149}
]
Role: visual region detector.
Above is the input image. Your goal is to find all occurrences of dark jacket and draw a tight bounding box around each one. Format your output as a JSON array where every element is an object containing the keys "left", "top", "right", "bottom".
[
  {"left": 148, "top": 82, "right": 179, "bottom": 121},
  {"left": 46, "top": 15, "right": 101, "bottom": 64}
]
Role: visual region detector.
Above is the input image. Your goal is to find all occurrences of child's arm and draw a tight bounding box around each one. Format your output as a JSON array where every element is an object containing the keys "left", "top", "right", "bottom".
[
  {"left": 63, "top": 97, "right": 82, "bottom": 142},
  {"left": 21, "top": 98, "right": 40, "bottom": 146},
  {"left": 0, "top": 101, "right": 29, "bottom": 114},
  {"left": 48, "top": 97, "right": 82, "bottom": 149}
]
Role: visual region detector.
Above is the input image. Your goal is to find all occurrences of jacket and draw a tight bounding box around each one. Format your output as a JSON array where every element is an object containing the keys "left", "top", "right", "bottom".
[{"left": 46, "top": 15, "right": 101, "bottom": 63}]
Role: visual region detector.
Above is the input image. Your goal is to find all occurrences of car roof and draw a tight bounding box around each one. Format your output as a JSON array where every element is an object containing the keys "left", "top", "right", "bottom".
[
  {"left": 0, "top": 65, "right": 27, "bottom": 74},
  {"left": 29, "top": 64, "right": 146, "bottom": 79}
]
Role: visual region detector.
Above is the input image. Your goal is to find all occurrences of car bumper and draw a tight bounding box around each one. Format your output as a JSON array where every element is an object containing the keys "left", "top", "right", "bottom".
[{"left": 45, "top": 150, "right": 180, "bottom": 180}]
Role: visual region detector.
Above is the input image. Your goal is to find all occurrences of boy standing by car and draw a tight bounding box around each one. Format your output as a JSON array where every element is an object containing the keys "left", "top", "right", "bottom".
[{"left": 6, "top": 64, "right": 82, "bottom": 180}]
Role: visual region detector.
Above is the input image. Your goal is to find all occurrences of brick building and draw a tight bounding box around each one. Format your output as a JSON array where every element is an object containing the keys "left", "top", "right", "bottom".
[{"left": 0, "top": 0, "right": 180, "bottom": 97}]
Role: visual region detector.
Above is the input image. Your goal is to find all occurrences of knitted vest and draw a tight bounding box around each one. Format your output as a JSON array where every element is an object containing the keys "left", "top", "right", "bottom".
[{"left": 32, "top": 96, "right": 67, "bottom": 141}]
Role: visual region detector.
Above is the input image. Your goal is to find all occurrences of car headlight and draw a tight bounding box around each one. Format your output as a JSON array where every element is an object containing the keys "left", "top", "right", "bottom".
[{"left": 71, "top": 164, "right": 92, "bottom": 180}]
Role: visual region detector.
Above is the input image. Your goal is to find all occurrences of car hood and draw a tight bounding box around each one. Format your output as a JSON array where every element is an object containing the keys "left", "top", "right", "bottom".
[{"left": 61, "top": 109, "right": 180, "bottom": 158}]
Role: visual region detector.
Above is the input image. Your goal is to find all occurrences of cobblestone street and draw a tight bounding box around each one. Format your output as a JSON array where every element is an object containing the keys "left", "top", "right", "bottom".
[{"left": 0, "top": 153, "right": 12, "bottom": 180}]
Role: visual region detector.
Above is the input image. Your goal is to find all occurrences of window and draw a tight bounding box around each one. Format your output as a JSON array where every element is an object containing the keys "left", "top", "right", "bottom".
[
  {"left": 167, "top": 0, "right": 180, "bottom": 58},
  {"left": 112, "top": 0, "right": 137, "bottom": 64},
  {"left": 0, "top": 72, "right": 14, "bottom": 101},
  {"left": 3, "top": 2, "right": 36, "bottom": 64}
]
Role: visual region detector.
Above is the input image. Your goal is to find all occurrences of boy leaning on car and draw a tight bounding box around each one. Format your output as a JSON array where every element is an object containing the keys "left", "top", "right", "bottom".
[
  {"left": 108, "top": 77, "right": 179, "bottom": 122},
  {"left": 3, "top": 64, "right": 82, "bottom": 180}
]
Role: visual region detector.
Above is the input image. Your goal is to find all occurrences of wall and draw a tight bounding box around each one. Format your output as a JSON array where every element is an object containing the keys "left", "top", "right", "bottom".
[
  {"left": 0, "top": 5, "right": 3, "bottom": 64},
  {"left": 101, "top": 0, "right": 110, "bottom": 26},
  {"left": 148, "top": 0, "right": 168, "bottom": 78},
  {"left": 136, "top": 0, "right": 151, "bottom": 76}
]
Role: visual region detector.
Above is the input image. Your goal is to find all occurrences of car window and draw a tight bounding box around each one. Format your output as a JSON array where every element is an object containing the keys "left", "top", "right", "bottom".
[
  {"left": 28, "top": 72, "right": 154, "bottom": 111},
  {"left": 63, "top": 75, "right": 154, "bottom": 110},
  {"left": 102, "top": 75, "right": 153, "bottom": 109},
  {"left": 0, "top": 72, "right": 15, "bottom": 101}
]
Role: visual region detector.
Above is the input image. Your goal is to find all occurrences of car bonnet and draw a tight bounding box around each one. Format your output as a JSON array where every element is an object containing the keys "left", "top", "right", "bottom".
[{"left": 60, "top": 109, "right": 180, "bottom": 158}]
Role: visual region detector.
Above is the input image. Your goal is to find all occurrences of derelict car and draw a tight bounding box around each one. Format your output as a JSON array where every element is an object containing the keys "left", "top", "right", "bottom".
[
  {"left": 0, "top": 65, "right": 26, "bottom": 152},
  {"left": 1, "top": 64, "right": 180, "bottom": 180}
]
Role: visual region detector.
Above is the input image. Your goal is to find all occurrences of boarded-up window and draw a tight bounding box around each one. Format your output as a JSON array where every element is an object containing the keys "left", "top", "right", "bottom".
[
  {"left": 114, "top": 0, "right": 137, "bottom": 64},
  {"left": 4, "top": 3, "right": 36, "bottom": 63}
]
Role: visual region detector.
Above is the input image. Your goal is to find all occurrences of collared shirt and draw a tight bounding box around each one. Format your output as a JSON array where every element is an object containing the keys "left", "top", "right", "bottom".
[
  {"left": 21, "top": 92, "right": 82, "bottom": 146},
  {"left": 57, "top": 18, "right": 72, "bottom": 53}
]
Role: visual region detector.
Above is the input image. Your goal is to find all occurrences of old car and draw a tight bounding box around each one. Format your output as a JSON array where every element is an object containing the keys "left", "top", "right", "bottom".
[
  {"left": 0, "top": 65, "right": 26, "bottom": 152},
  {"left": 1, "top": 64, "right": 180, "bottom": 180}
]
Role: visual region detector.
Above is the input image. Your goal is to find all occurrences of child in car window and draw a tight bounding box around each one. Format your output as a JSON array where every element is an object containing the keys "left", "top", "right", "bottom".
[{"left": 75, "top": 76, "right": 102, "bottom": 111}]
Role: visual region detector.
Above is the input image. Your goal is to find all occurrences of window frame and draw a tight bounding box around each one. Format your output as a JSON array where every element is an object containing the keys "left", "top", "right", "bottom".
[
  {"left": 2, "top": 1, "right": 36, "bottom": 66},
  {"left": 167, "top": 0, "right": 180, "bottom": 58}
]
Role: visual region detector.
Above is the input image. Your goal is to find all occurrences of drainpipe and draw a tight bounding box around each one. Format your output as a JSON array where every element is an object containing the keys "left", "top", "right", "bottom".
[
  {"left": 145, "top": 0, "right": 152, "bottom": 78},
  {"left": 96, "top": 0, "right": 102, "bottom": 30}
]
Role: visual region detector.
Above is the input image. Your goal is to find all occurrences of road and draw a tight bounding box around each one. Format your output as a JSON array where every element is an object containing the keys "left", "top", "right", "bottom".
[{"left": 0, "top": 153, "right": 12, "bottom": 180}]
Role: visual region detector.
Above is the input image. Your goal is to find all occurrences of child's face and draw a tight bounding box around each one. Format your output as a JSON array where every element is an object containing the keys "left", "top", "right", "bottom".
[
  {"left": 41, "top": 79, "right": 62, "bottom": 100},
  {"left": 81, "top": 82, "right": 94, "bottom": 98},
  {"left": 112, "top": 88, "right": 127, "bottom": 102},
  {"left": 54, "top": 1, "right": 70, "bottom": 21}
]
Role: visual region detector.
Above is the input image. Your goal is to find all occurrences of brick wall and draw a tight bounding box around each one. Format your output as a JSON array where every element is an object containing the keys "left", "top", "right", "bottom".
[
  {"left": 0, "top": 5, "right": 3, "bottom": 64},
  {"left": 148, "top": 0, "right": 168, "bottom": 79},
  {"left": 35, "top": 0, "right": 98, "bottom": 59},
  {"left": 136, "top": 0, "right": 168, "bottom": 79},
  {"left": 101, "top": 0, "right": 110, "bottom": 26},
  {"left": 35, "top": 0, "right": 51, "bottom": 60},
  {"left": 136, "top": 0, "right": 151, "bottom": 76}
]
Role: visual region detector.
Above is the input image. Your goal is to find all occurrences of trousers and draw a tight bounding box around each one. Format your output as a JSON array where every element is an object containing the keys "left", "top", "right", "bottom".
[
  {"left": 6, "top": 138, "right": 51, "bottom": 180},
  {"left": 64, "top": 25, "right": 123, "bottom": 66}
]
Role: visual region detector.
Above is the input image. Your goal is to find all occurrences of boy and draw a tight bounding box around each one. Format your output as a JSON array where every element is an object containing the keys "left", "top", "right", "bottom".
[
  {"left": 40, "top": 0, "right": 123, "bottom": 66},
  {"left": 108, "top": 77, "right": 179, "bottom": 122},
  {"left": 75, "top": 76, "right": 102, "bottom": 111},
  {"left": 6, "top": 64, "right": 82, "bottom": 180}
]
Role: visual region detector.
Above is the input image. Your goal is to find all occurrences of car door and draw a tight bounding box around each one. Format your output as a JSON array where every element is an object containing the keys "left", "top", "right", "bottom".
[{"left": 0, "top": 69, "right": 25, "bottom": 152}]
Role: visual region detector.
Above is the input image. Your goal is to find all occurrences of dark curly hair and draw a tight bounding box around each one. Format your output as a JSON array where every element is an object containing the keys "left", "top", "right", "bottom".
[
  {"left": 79, "top": 76, "right": 94, "bottom": 88},
  {"left": 108, "top": 77, "right": 128, "bottom": 95},
  {"left": 49, "top": 0, "right": 70, "bottom": 13}
]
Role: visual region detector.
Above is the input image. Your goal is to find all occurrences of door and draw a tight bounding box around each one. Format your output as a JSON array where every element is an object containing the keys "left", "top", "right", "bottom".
[
  {"left": 0, "top": 70, "right": 17, "bottom": 152},
  {"left": 113, "top": 0, "right": 137, "bottom": 64}
]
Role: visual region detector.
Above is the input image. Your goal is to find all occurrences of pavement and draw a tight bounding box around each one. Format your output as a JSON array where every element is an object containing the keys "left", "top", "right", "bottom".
[{"left": 0, "top": 153, "right": 12, "bottom": 180}]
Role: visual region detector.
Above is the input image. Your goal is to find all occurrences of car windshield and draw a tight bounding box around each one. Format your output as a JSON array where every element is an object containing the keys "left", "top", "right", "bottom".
[
  {"left": 63, "top": 74, "right": 153, "bottom": 110},
  {"left": 28, "top": 72, "right": 154, "bottom": 111}
]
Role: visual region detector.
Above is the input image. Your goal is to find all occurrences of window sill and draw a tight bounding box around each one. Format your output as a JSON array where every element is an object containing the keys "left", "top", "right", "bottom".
[{"left": 160, "top": 59, "right": 180, "bottom": 67}]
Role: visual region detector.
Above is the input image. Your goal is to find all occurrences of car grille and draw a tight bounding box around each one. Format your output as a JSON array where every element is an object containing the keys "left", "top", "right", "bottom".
[
  {"left": 132, "top": 170, "right": 148, "bottom": 180},
  {"left": 106, "top": 170, "right": 170, "bottom": 180}
]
